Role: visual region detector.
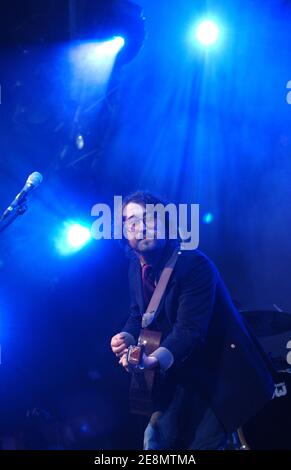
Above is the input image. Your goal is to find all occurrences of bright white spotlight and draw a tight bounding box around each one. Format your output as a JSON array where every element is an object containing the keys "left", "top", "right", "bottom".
[
  {"left": 67, "top": 224, "right": 92, "bottom": 249},
  {"left": 70, "top": 36, "right": 125, "bottom": 85},
  {"left": 55, "top": 221, "right": 92, "bottom": 256},
  {"left": 112, "top": 36, "right": 125, "bottom": 52},
  {"left": 97, "top": 36, "right": 125, "bottom": 56},
  {"left": 196, "top": 20, "right": 219, "bottom": 46}
]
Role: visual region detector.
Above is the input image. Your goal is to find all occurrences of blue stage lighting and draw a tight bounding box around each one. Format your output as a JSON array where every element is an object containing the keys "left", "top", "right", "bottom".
[
  {"left": 96, "top": 36, "right": 125, "bottom": 56},
  {"left": 202, "top": 213, "right": 214, "bottom": 224},
  {"left": 55, "top": 221, "right": 92, "bottom": 256},
  {"left": 195, "top": 20, "right": 219, "bottom": 46},
  {"left": 70, "top": 36, "right": 125, "bottom": 84},
  {"left": 108, "top": 36, "right": 125, "bottom": 53},
  {"left": 67, "top": 224, "right": 92, "bottom": 249}
]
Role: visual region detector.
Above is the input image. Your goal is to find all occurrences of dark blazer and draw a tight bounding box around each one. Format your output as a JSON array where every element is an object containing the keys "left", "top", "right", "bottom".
[{"left": 122, "top": 248, "right": 275, "bottom": 433}]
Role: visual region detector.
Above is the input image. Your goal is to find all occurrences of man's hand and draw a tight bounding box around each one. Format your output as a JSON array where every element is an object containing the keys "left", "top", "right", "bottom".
[
  {"left": 111, "top": 333, "right": 129, "bottom": 358},
  {"left": 119, "top": 350, "right": 129, "bottom": 371},
  {"left": 119, "top": 351, "right": 159, "bottom": 373}
]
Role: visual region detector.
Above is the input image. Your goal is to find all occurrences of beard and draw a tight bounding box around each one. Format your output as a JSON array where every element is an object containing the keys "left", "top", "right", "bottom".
[
  {"left": 136, "top": 238, "right": 158, "bottom": 251},
  {"left": 129, "top": 235, "right": 166, "bottom": 253}
]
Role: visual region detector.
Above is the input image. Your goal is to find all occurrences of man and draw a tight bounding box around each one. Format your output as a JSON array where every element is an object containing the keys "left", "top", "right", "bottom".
[{"left": 111, "top": 191, "right": 275, "bottom": 450}]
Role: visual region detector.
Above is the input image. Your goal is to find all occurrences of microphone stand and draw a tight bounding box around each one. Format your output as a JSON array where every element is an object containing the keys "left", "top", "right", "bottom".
[{"left": 0, "top": 200, "right": 28, "bottom": 233}]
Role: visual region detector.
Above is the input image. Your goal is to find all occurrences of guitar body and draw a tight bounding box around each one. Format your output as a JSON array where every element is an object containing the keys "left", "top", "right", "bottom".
[{"left": 129, "top": 329, "right": 162, "bottom": 416}]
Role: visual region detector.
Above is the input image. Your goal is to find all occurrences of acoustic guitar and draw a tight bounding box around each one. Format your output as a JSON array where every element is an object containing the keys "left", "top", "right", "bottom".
[
  {"left": 127, "top": 328, "right": 162, "bottom": 415},
  {"left": 127, "top": 247, "right": 180, "bottom": 415}
]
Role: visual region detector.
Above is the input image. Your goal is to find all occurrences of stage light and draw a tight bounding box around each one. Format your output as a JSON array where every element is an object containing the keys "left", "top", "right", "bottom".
[
  {"left": 96, "top": 36, "right": 125, "bottom": 56},
  {"left": 67, "top": 223, "right": 92, "bottom": 249},
  {"left": 70, "top": 36, "right": 125, "bottom": 84},
  {"left": 203, "top": 213, "right": 213, "bottom": 224},
  {"left": 195, "top": 20, "right": 220, "bottom": 46},
  {"left": 108, "top": 36, "right": 125, "bottom": 53},
  {"left": 55, "top": 221, "right": 92, "bottom": 256},
  {"left": 70, "top": 0, "right": 145, "bottom": 65},
  {"left": 76, "top": 134, "right": 85, "bottom": 150}
]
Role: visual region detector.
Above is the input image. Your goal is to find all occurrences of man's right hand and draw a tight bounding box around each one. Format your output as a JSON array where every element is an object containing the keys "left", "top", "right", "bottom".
[{"left": 111, "top": 333, "right": 129, "bottom": 358}]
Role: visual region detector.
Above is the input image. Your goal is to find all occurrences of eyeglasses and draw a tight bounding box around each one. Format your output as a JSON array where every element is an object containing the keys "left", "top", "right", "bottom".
[{"left": 123, "top": 214, "right": 156, "bottom": 232}]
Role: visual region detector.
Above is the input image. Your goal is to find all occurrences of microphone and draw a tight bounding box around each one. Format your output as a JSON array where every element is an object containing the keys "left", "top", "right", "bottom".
[{"left": 1, "top": 171, "right": 43, "bottom": 220}]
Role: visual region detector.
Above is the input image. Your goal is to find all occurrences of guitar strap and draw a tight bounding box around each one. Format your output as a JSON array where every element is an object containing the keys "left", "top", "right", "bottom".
[{"left": 141, "top": 246, "right": 181, "bottom": 328}]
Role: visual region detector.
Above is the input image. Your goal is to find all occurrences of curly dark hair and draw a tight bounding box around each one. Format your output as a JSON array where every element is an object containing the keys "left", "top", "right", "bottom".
[{"left": 122, "top": 190, "right": 168, "bottom": 212}]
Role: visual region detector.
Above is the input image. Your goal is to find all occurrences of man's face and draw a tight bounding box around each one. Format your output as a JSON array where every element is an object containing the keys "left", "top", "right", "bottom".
[{"left": 122, "top": 202, "right": 166, "bottom": 253}]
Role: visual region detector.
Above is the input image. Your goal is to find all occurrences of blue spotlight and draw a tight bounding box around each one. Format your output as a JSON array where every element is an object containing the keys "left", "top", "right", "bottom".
[
  {"left": 195, "top": 20, "right": 220, "bottom": 46},
  {"left": 70, "top": 36, "right": 125, "bottom": 85},
  {"left": 202, "top": 213, "right": 214, "bottom": 224},
  {"left": 96, "top": 36, "right": 125, "bottom": 56},
  {"left": 106, "top": 36, "right": 125, "bottom": 54},
  {"left": 67, "top": 223, "right": 92, "bottom": 249},
  {"left": 55, "top": 221, "right": 92, "bottom": 256}
]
